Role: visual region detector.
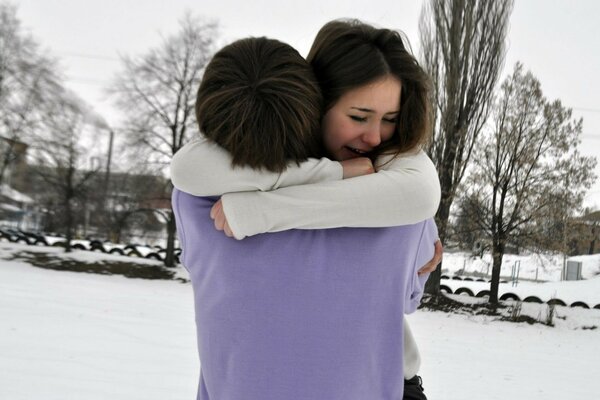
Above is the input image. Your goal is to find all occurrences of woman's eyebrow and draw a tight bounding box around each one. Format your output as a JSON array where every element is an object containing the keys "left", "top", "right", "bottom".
[
  {"left": 350, "top": 107, "right": 399, "bottom": 115},
  {"left": 351, "top": 107, "right": 374, "bottom": 113}
]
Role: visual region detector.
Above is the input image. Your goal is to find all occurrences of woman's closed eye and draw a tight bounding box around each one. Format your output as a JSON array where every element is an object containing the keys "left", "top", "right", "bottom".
[
  {"left": 350, "top": 115, "right": 367, "bottom": 122},
  {"left": 350, "top": 115, "right": 397, "bottom": 124}
]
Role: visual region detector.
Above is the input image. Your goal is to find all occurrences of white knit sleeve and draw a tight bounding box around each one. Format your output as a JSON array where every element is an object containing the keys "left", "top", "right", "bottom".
[
  {"left": 222, "top": 149, "right": 441, "bottom": 239},
  {"left": 169, "top": 136, "right": 343, "bottom": 196}
]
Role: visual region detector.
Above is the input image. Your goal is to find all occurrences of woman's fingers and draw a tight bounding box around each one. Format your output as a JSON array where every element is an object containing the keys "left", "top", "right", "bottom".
[
  {"left": 340, "top": 157, "right": 375, "bottom": 179},
  {"left": 210, "top": 199, "right": 222, "bottom": 219},
  {"left": 211, "top": 199, "right": 234, "bottom": 238},
  {"left": 211, "top": 200, "right": 225, "bottom": 230},
  {"left": 418, "top": 239, "right": 443, "bottom": 276}
]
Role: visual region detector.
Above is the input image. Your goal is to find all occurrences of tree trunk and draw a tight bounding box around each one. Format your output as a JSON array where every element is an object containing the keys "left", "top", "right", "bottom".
[
  {"left": 65, "top": 197, "right": 73, "bottom": 253},
  {"left": 489, "top": 237, "right": 505, "bottom": 304},
  {"left": 424, "top": 179, "right": 452, "bottom": 295},
  {"left": 163, "top": 210, "right": 176, "bottom": 268}
]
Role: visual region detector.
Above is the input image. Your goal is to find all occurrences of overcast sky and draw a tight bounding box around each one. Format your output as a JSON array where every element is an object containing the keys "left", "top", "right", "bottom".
[{"left": 13, "top": 0, "right": 600, "bottom": 209}]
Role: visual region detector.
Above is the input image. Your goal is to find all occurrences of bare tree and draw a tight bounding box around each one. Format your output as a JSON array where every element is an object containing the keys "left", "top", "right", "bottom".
[
  {"left": 99, "top": 172, "right": 169, "bottom": 244},
  {"left": 463, "top": 63, "right": 597, "bottom": 303},
  {"left": 110, "top": 14, "right": 217, "bottom": 267},
  {"left": 0, "top": 3, "right": 60, "bottom": 186},
  {"left": 419, "top": 0, "right": 514, "bottom": 293},
  {"left": 30, "top": 89, "right": 104, "bottom": 252}
]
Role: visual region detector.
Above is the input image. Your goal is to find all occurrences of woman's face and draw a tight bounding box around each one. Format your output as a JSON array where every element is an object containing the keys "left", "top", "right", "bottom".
[{"left": 321, "top": 76, "right": 401, "bottom": 161}]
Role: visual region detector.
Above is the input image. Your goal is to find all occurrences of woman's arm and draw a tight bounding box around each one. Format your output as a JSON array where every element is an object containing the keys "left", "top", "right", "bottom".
[
  {"left": 170, "top": 136, "right": 344, "bottom": 196},
  {"left": 221, "top": 149, "right": 441, "bottom": 239}
]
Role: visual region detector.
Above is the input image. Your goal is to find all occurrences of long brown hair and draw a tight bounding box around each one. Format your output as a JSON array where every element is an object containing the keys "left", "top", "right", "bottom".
[
  {"left": 196, "top": 37, "right": 324, "bottom": 172},
  {"left": 307, "top": 19, "right": 432, "bottom": 159}
]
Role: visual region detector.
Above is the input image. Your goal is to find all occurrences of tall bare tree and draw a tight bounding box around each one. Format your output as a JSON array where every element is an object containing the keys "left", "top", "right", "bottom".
[
  {"left": 464, "top": 63, "right": 597, "bottom": 303},
  {"left": 31, "top": 89, "right": 104, "bottom": 252},
  {"left": 419, "top": 0, "right": 514, "bottom": 293},
  {"left": 0, "top": 3, "right": 60, "bottom": 186},
  {"left": 110, "top": 14, "right": 217, "bottom": 267}
]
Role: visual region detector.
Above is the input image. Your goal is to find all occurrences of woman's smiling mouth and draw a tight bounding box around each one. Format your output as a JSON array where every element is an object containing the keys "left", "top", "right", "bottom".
[{"left": 345, "top": 146, "right": 369, "bottom": 155}]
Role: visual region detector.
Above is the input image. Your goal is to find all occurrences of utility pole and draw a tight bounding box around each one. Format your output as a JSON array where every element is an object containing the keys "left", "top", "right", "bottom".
[{"left": 104, "top": 129, "right": 114, "bottom": 203}]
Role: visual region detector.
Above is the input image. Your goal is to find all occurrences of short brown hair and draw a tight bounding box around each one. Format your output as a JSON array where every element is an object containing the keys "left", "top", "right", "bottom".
[
  {"left": 196, "top": 37, "right": 324, "bottom": 172},
  {"left": 307, "top": 19, "right": 432, "bottom": 158}
]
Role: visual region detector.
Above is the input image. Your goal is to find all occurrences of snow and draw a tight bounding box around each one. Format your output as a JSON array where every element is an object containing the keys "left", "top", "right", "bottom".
[
  {"left": 442, "top": 251, "right": 600, "bottom": 281},
  {"left": 410, "top": 309, "right": 600, "bottom": 399},
  {"left": 0, "top": 184, "right": 34, "bottom": 204},
  {"left": 0, "top": 203, "right": 22, "bottom": 212},
  {"left": 442, "top": 277, "right": 600, "bottom": 307},
  {"left": 1, "top": 243, "right": 599, "bottom": 400}
]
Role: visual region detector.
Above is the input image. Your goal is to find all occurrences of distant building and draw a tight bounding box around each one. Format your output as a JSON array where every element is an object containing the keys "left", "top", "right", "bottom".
[
  {"left": 0, "top": 136, "right": 33, "bottom": 227},
  {"left": 1, "top": 134, "right": 171, "bottom": 240},
  {"left": 570, "top": 210, "right": 600, "bottom": 255},
  {"left": 0, "top": 135, "right": 28, "bottom": 188}
]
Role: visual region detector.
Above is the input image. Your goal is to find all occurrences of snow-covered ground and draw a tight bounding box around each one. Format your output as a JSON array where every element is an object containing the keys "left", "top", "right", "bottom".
[
  {"left": 1, "top": 243, "right": 599, "bottom": 400},
  {"left": 442, "top": 250, "right": 600, "bottom": 282}
]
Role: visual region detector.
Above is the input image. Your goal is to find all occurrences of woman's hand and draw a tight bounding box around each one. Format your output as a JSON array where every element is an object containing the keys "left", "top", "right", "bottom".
[
  {"left": 210, "top": 199, "right": 234, "bottom": 238},
  {"left": 418, "top": 239, "right": 443, "bottom": 276},
  {"left": 340, "top": 157, "right": 375, "bottom": 179}
]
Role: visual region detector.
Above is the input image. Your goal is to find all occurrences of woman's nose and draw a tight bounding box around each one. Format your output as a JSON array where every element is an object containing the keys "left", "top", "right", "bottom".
[{"left": 362, "top": 124, "right": 382, "bottom": 147}]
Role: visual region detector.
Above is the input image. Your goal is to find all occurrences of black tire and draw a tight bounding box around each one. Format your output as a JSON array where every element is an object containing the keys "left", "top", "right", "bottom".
[
  {"left": 440, "top": 285, "right": 452, "bottom": 294},
  {"left": 455, "top": 288, "right": 474, "bottom": 297},
  {"left": 500, "top": 293, "right": 520, "bottom": 302},
  {"left": 523, "top": 296, "right": 543, "bottom": 303},
  {"left": 547, "top": 299, "right": 566, "bottom": 306},
  {"left": 109, "top": 249, "right": 124, "bottom": 256},
  {"left": 570, "top": 302, "right": 589, "bottom": 309},
  {"left": 476, "top": 290, "right": 490, "bottom": 298}
]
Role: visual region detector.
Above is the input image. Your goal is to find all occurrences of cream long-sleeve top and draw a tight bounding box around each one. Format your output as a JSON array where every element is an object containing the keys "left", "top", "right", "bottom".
[
  {"left": 169, "top": 135, "right": 441, "bottom": 379},
  {"left": 171, "top": 136, "right": 441, "bottom": 240}
]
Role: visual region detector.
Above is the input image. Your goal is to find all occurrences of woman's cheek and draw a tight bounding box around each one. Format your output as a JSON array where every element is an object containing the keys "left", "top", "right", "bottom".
[{"left": 332, "top": 122, "right": 354, "bottom": 145}]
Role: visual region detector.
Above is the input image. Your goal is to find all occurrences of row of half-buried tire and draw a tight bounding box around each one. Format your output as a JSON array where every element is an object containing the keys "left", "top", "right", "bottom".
[{"left": 440, "top": 285, "right": 600, "bottom": 309}]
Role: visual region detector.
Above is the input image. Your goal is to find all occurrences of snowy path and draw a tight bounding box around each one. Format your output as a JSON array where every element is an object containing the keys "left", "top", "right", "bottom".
[{"left": 1, "top": 248, "right": 599, "bottom": 399}]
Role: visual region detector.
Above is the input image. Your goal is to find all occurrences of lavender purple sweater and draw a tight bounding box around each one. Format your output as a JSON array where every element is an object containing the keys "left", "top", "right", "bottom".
[{"left": 172, "top": 189, "right": 437, "bottom": 400}]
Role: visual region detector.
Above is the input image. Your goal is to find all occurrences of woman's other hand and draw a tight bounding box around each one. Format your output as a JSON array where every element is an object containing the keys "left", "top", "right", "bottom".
[
  {"left": 210, "top": 199, "right": 234, "bottom": 238},
  {"left": 340, "top": 157, "right": 375, "bottom": 179},
  {"left": 418, "top": 239, "right": 443, "bottom": 276}
]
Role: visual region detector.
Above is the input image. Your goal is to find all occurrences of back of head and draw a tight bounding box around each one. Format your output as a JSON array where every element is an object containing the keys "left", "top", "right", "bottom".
[
  {"left": 196, "top": 37, "right": 324, "bottom": 172},
  {"left": 307, "top": 19, "right": 431, "bottom": 157}
]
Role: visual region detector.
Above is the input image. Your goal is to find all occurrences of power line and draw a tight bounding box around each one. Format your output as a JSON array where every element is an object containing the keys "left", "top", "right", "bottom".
[{"left": 57, "top": 51, "right": 121, "bottom": 62}]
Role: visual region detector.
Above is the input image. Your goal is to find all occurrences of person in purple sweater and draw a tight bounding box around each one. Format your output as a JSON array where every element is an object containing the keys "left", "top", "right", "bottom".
[{"left": 172, "top": 22, "right": 440, "bottom": 400}]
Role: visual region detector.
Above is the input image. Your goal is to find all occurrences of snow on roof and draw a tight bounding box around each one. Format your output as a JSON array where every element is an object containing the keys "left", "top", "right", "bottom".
[
  {"left": 0, "top": 184, "right": 33, "bottom": 204},
  {"left": 0, "top": 203, "right": 22, "bottom": 212}
]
